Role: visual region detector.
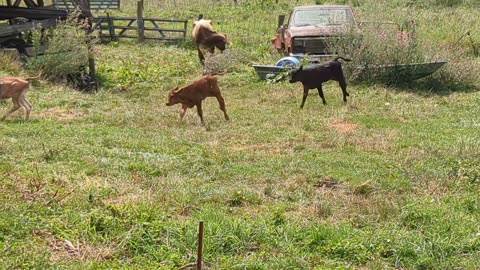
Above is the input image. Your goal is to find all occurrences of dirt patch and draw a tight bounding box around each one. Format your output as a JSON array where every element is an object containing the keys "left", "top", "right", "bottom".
[
  {"left": 36, "top": 108, "right": 84, "bottom": 120},
  {"left": 313, "top": 177, "right": 344, "bottom": 189},
  {"left": 328, "top": 119, "right": 359, "bottom": 133}
]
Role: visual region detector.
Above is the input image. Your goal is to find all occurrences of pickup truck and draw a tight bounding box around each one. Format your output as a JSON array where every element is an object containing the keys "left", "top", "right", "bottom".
[{"left": 271, "top": 5, "right": 358, "bottom": 58}]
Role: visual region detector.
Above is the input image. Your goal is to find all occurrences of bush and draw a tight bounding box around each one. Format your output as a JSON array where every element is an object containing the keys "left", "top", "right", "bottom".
[
  {"left": 28, "top": 10, "right": 97, "bottom": 87},
  {"left": 0, "top": 50, "right": 23, "bottom": 75},
  {"left": 327, "top": 22, "right": 426, "bottom": 84}
]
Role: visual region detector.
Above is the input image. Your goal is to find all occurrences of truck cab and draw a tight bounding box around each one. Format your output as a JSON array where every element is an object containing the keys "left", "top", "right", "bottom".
[{"left": 271, "top": 5, "right": 358, "bottom": 58}]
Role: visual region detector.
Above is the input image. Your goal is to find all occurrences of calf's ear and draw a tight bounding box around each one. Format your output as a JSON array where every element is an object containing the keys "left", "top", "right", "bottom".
[
  {"left": 225, "top": 35, "right": 232, "bottom": 46},
  {"left": 298, "top": 65, "right": 303, "bottom": 71}
]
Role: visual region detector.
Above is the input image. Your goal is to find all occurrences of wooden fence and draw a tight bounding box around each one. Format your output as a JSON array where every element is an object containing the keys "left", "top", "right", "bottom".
[
  {"left": 53, "top": 0, "right": 120, "bottom": 11},
  {"left": 93, "top": 15, "right": 187, "bottom": 41}
]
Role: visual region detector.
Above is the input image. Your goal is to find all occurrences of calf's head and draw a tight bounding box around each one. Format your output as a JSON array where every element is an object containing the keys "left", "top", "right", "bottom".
[
  {"left": 166, "top": 87, "right": 182, "bottom": 106},
  {"left": 289, "top": 65, "right": 304, "bottom": 84},
  {"left": 209, "top": 33, "right": 230, "bottom": 52}
]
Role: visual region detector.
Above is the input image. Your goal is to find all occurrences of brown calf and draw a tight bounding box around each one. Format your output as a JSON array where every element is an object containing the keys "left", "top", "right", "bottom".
[
  {"left": 166, "top": 75, "right": 229, "bottom": 125},
  {"left": 192, "top": 18, "right": 230, "bottom": 65},
  {"left": 0, "top": 70, "right": 42, "bottom": 120}
]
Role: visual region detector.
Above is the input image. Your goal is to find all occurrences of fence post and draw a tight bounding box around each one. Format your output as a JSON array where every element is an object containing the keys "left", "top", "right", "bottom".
[
  {"left": 137, "top": 0, "right": 145, "bottom": 43},
  {"left": 84, "top": 0, "right": 97, "bottom": 89},
  {"left": 106, "top": 12, "right": 117, "bottom": 41},
  {"left": 196, "top": 221, "right": 204, "bottom": 270}
]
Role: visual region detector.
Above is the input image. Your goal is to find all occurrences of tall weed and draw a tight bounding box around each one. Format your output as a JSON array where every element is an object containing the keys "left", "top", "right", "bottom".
[{"left": 0, "top": 50, "right": 23, "bottom": 75}]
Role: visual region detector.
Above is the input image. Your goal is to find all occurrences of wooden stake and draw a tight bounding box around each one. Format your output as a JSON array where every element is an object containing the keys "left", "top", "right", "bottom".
[
  {"left": 196, "top": 220, "right": 204, "bottom": 270},
  {"left": 84, "top": 0, "right": 97, "bottom": 89},
  {"left": 137, "top": 0, "right": 145, "bottom": 43},
  {"left": 106, "top": 12, "right": 117, "bottom": 41}
]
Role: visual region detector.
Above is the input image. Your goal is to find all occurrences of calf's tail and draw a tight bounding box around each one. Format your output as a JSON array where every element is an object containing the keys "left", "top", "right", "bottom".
[
  {"left": 334, "top": 57, "right": 352, "bottom": 62},
  {"left": 25, "top": 67, "right": 44, "bottom": 81}
]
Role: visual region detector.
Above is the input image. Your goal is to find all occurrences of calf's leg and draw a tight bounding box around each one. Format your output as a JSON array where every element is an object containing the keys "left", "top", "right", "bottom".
[
  {"left": 180, "top": 104, "right": 188, "bottom": 120},
  {"left": 215, "top": 94, "right": 229, "bottom": 121},
  {"left": 338, "top": 77, "right": 349, "bottom": 103},
  {"left": 2, "top": 98, "right": 21, "bottom": 120},
  {"left": 317, "top": 85, "right": 327, "bottom": 105},
  {"left": 19, "top": 94, "right": 32, "bottom": 120},
  {"left": 197, "top": 48, "right": 205, "bottom": 65},
  {"left": 196, "top": 103, "right": 205, "bottom": 125},
  {"left": 300, "top": 86, "right": 309, "bottom": 109},
  {"left": 208, "top": 47, "right": 215, "bottom": 55}
]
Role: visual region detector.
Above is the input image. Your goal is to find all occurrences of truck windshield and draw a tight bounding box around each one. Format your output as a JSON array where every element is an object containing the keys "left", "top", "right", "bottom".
[{"left": 292, "top": 8, "right": 353, "bottom": 27}]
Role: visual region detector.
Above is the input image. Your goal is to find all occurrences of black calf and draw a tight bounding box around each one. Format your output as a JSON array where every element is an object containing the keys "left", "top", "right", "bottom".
[{"left": 289, "top": 57, "right": 351, "bottom": 108}]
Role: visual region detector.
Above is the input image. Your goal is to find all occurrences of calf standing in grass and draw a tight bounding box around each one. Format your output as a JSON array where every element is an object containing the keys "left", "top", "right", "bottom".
[
  {"left": 166, "top": 74, "right": 229, "bottom": 125},
  {"left": 0, "top": 70, "right": 42, "bottom": 120},
  {"left": 289, "top": 57, "right": 351, "bottom": 108}
]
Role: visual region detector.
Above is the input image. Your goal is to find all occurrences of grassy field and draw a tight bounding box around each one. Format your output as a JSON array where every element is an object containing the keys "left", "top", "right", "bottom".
[{"left": 1, "top": 0, "right": 480, "bottom": 269}]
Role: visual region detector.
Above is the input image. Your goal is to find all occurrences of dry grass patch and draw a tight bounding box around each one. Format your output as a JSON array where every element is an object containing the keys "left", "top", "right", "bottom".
[
  {"left": 412, "top": 174, "right": 459, "bottom": 198},
  {"left": 5, "top": 172, "right": 76, "bottom": 206},
  {"left": 33, "top": 229, "right": 115, "bottom": 263},
  {"left": 328, "top": 118, "right": 360, "bottom": 133},
  {"left": 229, "top": 142, "right": 295, "bottom": 155},
  {"left": 291, "top": 178, "right": 399, "bottom": 224},
  {"left": 104, "top": 189, "right": 152, "bottom": 206},
  {"left": 82, "top": 175, "right": 152, "bottom": 206},
  {"left": 350, "top": 129, "right": 398, "bottom": 151},
  {"left": 35, "top": 108, "right": 85, "bottom": 120}
]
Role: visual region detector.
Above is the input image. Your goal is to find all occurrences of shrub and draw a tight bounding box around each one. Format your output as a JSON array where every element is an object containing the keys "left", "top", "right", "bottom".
[
  {"left": 0, "top": 50, "right": 23, "bottom": 75},
  {"left": 327, "top": 22, "right": 426, "bottom": 84},
  {"left": 28, "top": 10, "right": 97, "bottom": 87}
]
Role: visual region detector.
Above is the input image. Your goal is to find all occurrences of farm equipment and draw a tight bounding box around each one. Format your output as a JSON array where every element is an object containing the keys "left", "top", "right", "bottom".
[{"left": 0, "top": 0, "right": 94, "bottom": 55}]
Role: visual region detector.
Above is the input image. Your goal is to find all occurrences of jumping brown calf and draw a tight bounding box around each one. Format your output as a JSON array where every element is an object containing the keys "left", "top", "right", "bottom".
[
  {"left": 192, "top": 17, "right": 230, "bottom": 65},
  {"left": 166, "top": 75, "right": 229, "bottom": 125},
  {"left": 0, "top": 70, "right": 42, "bottom": 120}
]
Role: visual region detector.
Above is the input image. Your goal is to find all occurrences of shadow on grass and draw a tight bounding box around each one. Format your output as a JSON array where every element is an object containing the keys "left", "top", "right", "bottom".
[{"left": 352, "top": 73, "right": 479, "bottom": 97}]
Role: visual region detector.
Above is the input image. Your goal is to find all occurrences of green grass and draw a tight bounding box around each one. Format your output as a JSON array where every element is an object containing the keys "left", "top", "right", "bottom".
[{"left": 1, "top": 0, "right": 480, "bottom": 269}]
